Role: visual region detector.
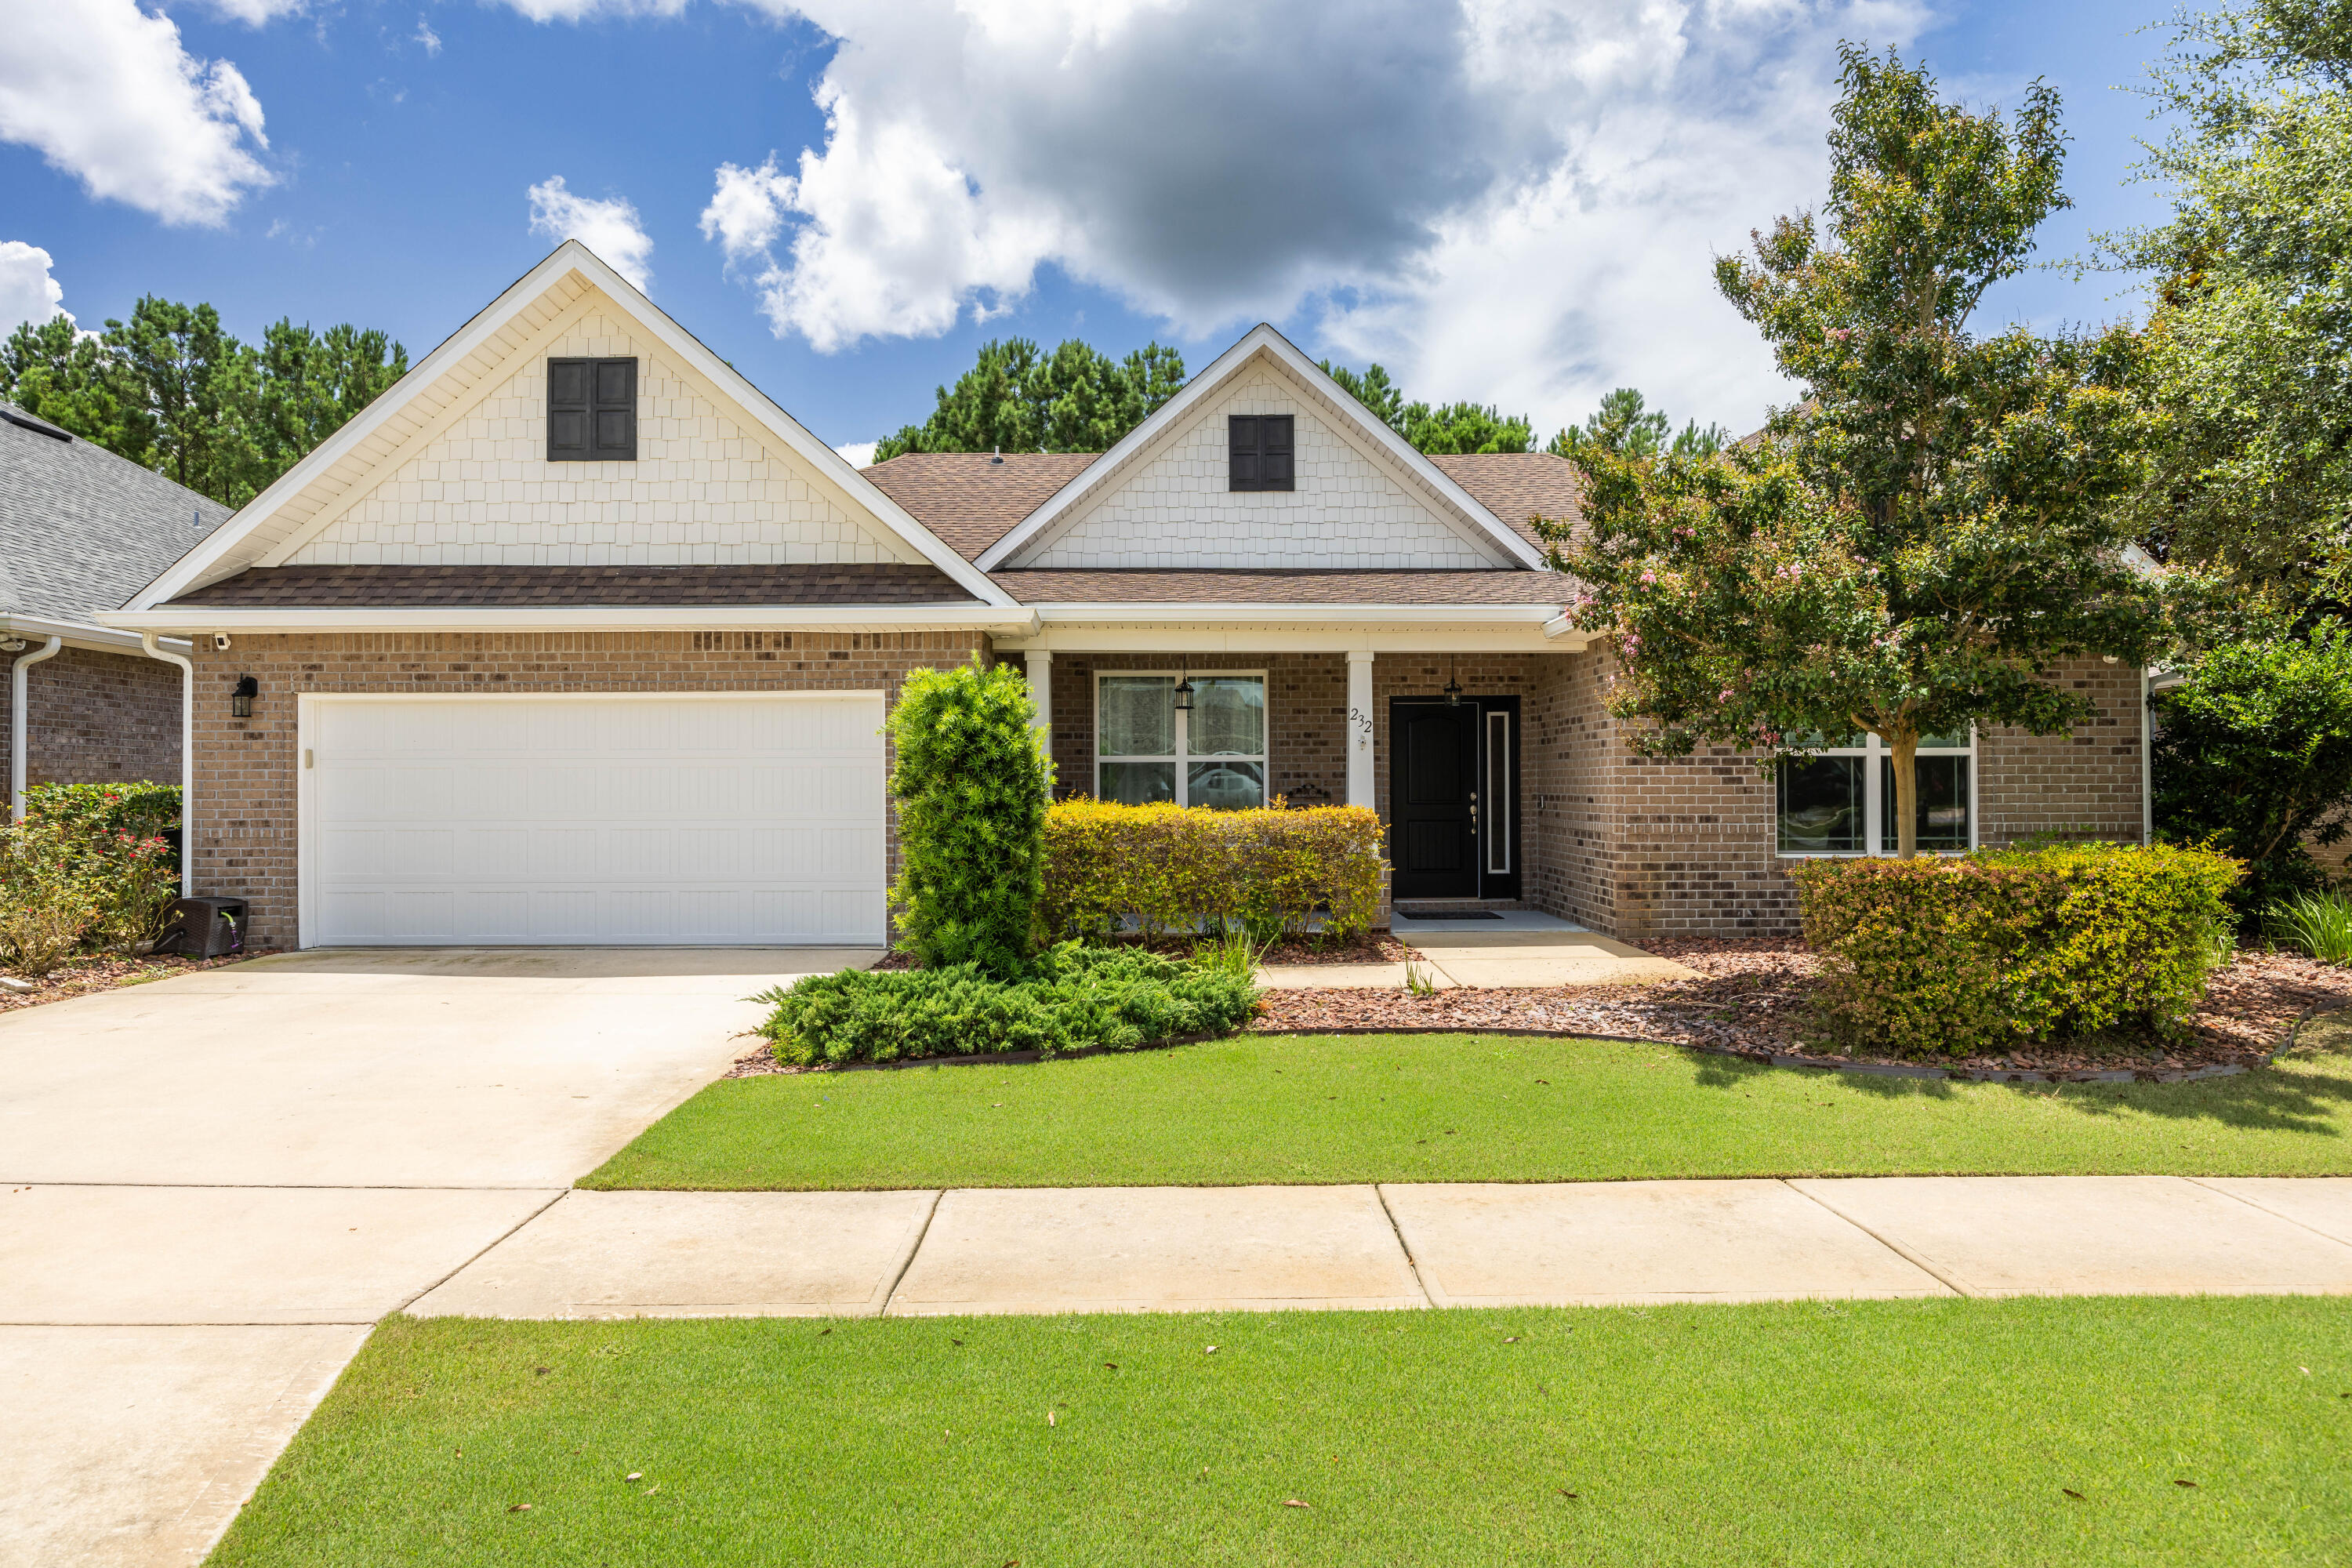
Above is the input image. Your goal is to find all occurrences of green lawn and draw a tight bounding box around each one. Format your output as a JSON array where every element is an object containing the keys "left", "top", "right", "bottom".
[
  {"left": 209, "top": 1298, "right": 2350, "bottom": 1566},
  {"left": 583, "top": 1031, "right": 2352, "bottom": 1189}
]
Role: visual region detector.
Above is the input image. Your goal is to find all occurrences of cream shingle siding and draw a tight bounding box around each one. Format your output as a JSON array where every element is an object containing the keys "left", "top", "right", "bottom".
[
  {"left": 1018, "top": 367, "right": 1509, "bottom": 570},
  {"left": 288, "top": 308, "right": 920, "bottom": 568}
]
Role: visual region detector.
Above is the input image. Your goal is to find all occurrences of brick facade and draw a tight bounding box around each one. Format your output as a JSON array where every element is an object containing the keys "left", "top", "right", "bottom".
[
  {"left": 176, "top": 633, "right": 2148, "bottom": 950},
  {"left": 183, "top": 630, "right": 983, "bottom": 949},
  {"left": 5, "top": 643, "right": 183, "bottom": 796}
]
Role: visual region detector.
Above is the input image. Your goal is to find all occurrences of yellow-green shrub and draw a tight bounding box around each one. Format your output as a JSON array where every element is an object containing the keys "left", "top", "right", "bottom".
[
  {"left": 1043, "top": 799, "right": 1384, "bottom": 942},
  {"left": 1786, "top": 843, "right": 2241, "bottom": 1055}
]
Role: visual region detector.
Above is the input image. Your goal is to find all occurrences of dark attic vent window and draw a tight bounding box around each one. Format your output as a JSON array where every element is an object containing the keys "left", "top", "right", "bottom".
[
  {"left": 1228, "top": 413, "right": 1294, "bottom": 492},
  {"left": 546, "top": 357, "right": 637, "bottom": 462}
]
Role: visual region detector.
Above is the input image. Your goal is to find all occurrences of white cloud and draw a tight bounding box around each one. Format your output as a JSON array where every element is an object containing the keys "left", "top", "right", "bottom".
[
  {"left": 832, "top": 439, "right": 879, "bottom": 467},
  {"left": 688, "top": 0, "right": 1930, "bottom": 432},
  {"left": 0, "top": 0, "right": 274, "bottom": 227},
  {"left": 527, "top": 176, "right": 655, "bottom": 292},
  {"left": 498, "top": 0, "right": 690, "bottom": 19},
  {"left": 189, "top": 0, "right": 311, "bottom": 22},
  {"left": 415, "top": 16, "right": 443, "bottom": 55},
  {"left": 0, "top": 242, "right": 70, "bottom": 338}
]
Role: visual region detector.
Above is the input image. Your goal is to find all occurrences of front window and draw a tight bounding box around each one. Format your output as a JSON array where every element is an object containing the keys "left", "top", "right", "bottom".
[
  {"left": 1776, "top": 728, "right": 1973, "bottom": 855},
  {"left": 1096, "top": 672, "right": 1266, "bottom": 808}
]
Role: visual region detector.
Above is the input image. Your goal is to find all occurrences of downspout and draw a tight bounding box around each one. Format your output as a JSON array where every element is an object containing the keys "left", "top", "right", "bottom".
[
  {"left": 9, "top": 636, "right": 63, "bottom": 821},
  {"left": 140, "top": 633, "right": 196, "bottom": 897},
  {"left": 2142, "top": 665, "right": 2154, "bottom": 848}
]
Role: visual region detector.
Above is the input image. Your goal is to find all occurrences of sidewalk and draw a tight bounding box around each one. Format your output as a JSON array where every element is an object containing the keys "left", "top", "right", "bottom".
[
  {"left": 1259, "top": 909, "right": 1697, "bottom": 990},
  {"left": 408, "top": 1175, "right": 2352, "bottom": 1319}
]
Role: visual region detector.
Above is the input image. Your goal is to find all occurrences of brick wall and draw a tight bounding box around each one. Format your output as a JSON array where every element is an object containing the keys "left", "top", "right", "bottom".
[
  {"left": 1033, "top": 651, "right": 1350, "bottom": 808},
  {"left": 184, "top": 630, "right": 982, "bottom": 949},
  {"left": 5, "top": 644, "right": 183, "bottom": 793}
]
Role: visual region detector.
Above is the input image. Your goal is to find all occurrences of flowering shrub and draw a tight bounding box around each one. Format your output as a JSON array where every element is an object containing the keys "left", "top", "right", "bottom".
[
  {"left": 1042, "top": 799, "right": 1384, "bottom": 943},
  {"left": 754, "top": 942, "right": 1258, "bottom": 1066},
  {"left": 0, "top": 783, "right": 182, "bottom": 976},
  {"left": 1787, "top": 843, "right": 2241, "bottom": 1055},
  {"left": 20, "top": 781, "right": 181, "bottom": 851}
]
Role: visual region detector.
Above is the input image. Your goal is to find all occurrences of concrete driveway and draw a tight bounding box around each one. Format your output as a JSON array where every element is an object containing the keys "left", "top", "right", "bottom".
[{"left": 0, "top": 946, "right": 871, "bottom": 1568}]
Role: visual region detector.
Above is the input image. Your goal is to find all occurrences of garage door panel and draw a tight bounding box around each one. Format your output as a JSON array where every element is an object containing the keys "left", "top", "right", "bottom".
[{"left": 306, "top": 694, "right": 887, "bottom": 946}]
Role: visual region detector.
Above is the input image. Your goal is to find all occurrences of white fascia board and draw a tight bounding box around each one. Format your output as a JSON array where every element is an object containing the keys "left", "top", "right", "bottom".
[
  {"left": 1, "top": 612, "right": 189, "bottom": 654},
  {"left": 1024, "top": 602, "right": 1561, "bottom": 626},
  {"left": 974, "top": 323, "right": 1548, "bottom": 572},
  {"left": 130, "top": 241, "right": 1018, "bottom": 612},
  {"left": 96, "top": 605, "right": 1040, "bottom": 636},
  {"left": 995, "top": 622, "right": 1576, "bottom": 655}
]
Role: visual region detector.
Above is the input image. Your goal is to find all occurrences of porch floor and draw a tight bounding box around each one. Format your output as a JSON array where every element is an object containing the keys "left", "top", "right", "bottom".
[{"left": 1261, "top": 913, "right": 1696, "bottom": 991}]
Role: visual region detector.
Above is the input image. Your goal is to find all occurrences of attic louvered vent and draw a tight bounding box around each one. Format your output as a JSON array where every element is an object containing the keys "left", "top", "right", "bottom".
[
  {"left": 1228, "top": 414, "right": 1293, "bottom": 492},
  {"left": 546, "top": 358, "right": 637, "bottom": 461}
]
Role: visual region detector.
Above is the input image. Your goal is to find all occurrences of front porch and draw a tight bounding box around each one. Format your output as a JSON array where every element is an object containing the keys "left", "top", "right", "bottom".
[{"left": 1004, "top": 643, "right": 1612, "bottom": 931}]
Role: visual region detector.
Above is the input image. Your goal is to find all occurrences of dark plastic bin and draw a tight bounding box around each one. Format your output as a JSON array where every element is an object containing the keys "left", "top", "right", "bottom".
[{"left": 159, "top": 896, "right": 248, "bottom": 958}]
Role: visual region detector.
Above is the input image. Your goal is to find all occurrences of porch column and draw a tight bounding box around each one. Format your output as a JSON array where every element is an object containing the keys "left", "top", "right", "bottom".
[
  {"left": 1346, "top": 650, "right": 1374, "bottom": 809},
  {"left": 1025, "top": 650, "right": 1052, "bottom": 731}
]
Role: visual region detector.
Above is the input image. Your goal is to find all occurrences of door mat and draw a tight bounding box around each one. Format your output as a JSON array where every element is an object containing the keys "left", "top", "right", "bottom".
[{"left": 1394, "top": 906, "right": 1503, "bottom": 920}]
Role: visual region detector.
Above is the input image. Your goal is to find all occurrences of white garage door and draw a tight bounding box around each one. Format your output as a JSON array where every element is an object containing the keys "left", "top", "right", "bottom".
[{"left": 300, "top": 693, "right": 886, "bottom": 946}]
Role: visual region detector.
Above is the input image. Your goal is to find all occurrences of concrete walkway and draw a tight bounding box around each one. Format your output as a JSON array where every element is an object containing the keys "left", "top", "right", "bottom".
[
  {"left": 1260, "top": 909, "right": 1697, "bottom": 990},
  {"left": 0, "top": 946, "right": 875, "bottom": 1568},
  {"left": 408, "top": 1175, "right": 2352, "bottom": 1320}
]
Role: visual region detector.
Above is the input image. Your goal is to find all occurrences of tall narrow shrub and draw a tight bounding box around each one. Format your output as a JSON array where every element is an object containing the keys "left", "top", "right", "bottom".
[{"left": 886, "top": 657, "right": 1051, "bottom": 973}]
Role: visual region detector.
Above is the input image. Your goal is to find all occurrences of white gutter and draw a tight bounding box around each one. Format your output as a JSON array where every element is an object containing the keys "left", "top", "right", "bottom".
[
  {"left": 99, "top": 605, "right": 1042, "bottom": 637},
  {"left": 8, "top": 636, "right": 62, "bottom": 821},
  {"left": 140, "top": 633, "right": 195, "bottom": 897},
  {"left": 1020, "top": 603, "right": 1565, "bottom": 627},
  {"left": 1, "top": 612, "right": 176, "bottom": 655}
]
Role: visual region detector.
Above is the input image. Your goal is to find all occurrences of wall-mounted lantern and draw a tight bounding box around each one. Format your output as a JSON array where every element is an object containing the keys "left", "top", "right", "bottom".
[
  {"left": 230, "top": 674, "right": 258, "bottom": 718},
  {"left": 1443, "top": 655, "right": 1464, "bottom": 706},
  {"left": 1172, "top": 661, "right": 1195, "bottom": 713}
]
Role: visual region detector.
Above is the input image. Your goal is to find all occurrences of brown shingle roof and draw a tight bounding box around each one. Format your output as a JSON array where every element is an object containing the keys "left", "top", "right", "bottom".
[
  {"left": 862, "top": 452, "right": 1097, "bottom": 561},
  {"left": 167, "top": 563, "right": 980, "bottom": 608},
  {"left": 1425, "top": 452, "right": 1578, "bottom": 553},
  {"left": 986, "top": 569, "right": 1573, "bottom": 606},
  {"left": 864, "top": 448, "right": 1578, "bottom": 562}
]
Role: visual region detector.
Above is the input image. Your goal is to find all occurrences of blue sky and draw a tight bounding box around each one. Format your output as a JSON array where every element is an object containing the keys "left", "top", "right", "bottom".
[{"left": 4, "top": 0, "right": 2181, "bottom": 457}]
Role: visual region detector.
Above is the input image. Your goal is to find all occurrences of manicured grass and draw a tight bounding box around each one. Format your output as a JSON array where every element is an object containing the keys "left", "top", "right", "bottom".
[
  {"left": 209, "top": 1298, "right": 2350, "bottom": 1566},
  {"left": 582, "top": 1032, "right": 2352, "bottom": 1189}
]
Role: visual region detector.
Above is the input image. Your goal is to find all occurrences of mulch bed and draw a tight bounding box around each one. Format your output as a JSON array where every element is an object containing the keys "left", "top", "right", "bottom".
[
  {"left": 0, "top": 949, "right": 274, "bottom": 1013},
  {"left": 869, "top": 933, "right": 1414, "bottom": 969},
  {"left": 1251, "top": 937, "right": 2352, "bottom": 1079}
]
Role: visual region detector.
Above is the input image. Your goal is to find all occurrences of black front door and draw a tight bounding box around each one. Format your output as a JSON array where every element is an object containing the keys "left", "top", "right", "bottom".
[{"left": 1391, "top": 701, "right": 1479, "bottom": 898}]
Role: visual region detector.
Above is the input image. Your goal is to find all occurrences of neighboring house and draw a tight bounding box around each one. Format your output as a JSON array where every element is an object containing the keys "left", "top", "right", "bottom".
[
  {"left": 2, "top": 400, "right": 229, "bottom": 819},
  {"left": 102, "top": 242, "right": 2147, "bottom": 951}
]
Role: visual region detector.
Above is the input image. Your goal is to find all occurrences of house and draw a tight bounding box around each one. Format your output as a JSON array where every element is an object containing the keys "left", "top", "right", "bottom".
[
  {"left": 101, "top": 241, "right": 2149, "bottom": 950},
  {"left": 3, "top": 400, "right": 230, "bottom": 819}
]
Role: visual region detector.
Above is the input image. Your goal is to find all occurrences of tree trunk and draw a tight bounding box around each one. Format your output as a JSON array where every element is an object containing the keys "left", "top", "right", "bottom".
[{"left": 1889, "top": 730, "right": 1919, "bottom": 858}]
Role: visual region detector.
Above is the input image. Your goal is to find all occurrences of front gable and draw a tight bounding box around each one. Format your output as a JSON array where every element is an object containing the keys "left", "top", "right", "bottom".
[
  {"left": 275, "top": 299, "right": 917, "bottom": 568},
  {"left": 128, "top": 242, "right": 1013, "bottom": 612},
  {"left": 978, "top": 325, "right": 1548, "bottom": 574}
]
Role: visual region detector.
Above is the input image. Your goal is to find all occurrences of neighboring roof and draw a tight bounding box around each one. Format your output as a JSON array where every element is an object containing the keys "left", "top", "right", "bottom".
[
  {"left": 973, "top": 324, "right": 1551, "bottom": 572},
  {"left": 986, "top": 568, "right": 1573, "bottom": 606},
  {"left": 862, "top": 452, "right": 1098, "bottom": 561},
  {"left": 168, "top": 563, "right": 979, "bottom": 608},
  {"left": 0, "top": 400, "right": 231, "bottom": 630},
  {"left": 122, "top": 241, "right": 1018, "bottom": 613},
  {"left": 866, "top": 448, "right": 1578, "bottom": 566}
]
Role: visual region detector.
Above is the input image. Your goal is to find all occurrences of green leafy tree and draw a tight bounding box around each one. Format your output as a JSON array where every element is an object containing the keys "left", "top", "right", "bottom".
[
  {"left": 886, "top": 657, "right": 1053, "bottom": 975},
  {"left": 1547, "top": 387, "right": 1728, "bottom": 459},
  {"left": 1317, "top": 358, "right": 1536, "bottom": 452},
  {"left": 2154, "top": 624, "right": 2352, "bottom": 917},
  {"left": 1545, "top": 45, "right": 2175, "bottom": 857},
  {"left": 0, "top": 296, "right": 407, "bottom": 507},
  {"left": 873, "top": 337, "right": 1186, "bottom": 460},
  {"left": 245, "top": 320, "right": 408, "bottom": 495},
  {"left": 2103, "top": 0, "right": 2352, "bottom": 601}
]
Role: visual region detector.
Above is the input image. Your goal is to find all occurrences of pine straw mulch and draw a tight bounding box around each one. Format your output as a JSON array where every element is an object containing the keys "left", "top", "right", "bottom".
[
  {"left": 0, "top": 949, "right": 274, "bottom": 1013},
  {"left": 1251, "top": 937, "right": 2352, "bottom": 1080}
]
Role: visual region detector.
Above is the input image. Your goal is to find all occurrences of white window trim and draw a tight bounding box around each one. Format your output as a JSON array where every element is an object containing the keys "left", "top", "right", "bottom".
[
  {"left": 1775, "top": 728, "right": 1978, "bottom": 859},
  {"left": 1094, "top": 668, "right": 1269, "bottom": 808}
]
